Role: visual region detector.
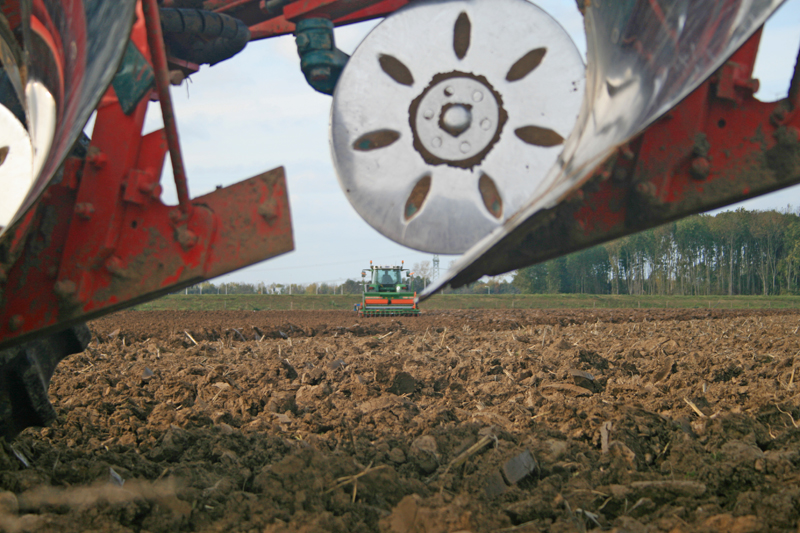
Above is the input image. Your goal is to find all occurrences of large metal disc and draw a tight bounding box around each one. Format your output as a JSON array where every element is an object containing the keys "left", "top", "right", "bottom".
[{"left": 331, "top": 0, "right": 585, "bottom": 254}]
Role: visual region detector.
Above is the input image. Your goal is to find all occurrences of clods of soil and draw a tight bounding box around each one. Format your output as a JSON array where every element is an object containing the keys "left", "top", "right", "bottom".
[{"left": 1, "top": 309, "right": 800, "bottom": 532}]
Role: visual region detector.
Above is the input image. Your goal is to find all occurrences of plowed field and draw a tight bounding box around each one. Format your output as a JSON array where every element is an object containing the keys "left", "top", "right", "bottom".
[{"left": 3, "top": 308, "right": 800, "bottom": 532}]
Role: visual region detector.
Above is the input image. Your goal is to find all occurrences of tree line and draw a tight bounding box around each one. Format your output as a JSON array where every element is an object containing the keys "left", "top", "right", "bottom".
[
  {"left": 184, "top": 270, "right": 519, "bottom": 296},
  {"left": 512, "top": 208, "right": 800, "bottom": 296}
]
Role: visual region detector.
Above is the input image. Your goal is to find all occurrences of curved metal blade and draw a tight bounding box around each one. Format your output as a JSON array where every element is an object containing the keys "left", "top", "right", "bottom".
[
  {"left": 3, "top": 0, "right": 137, "bottom": 232},
  {"left": 422, "top": 0, "right": 787, "bottom": 297}
]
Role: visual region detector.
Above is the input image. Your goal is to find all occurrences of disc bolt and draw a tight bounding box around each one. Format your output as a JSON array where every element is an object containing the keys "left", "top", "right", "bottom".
[
  {"left": 460, "top": 141, "right": 472, "bottom": 154},
  {"left": 441, "top": 105, "right": 472, "bottom": 137},
  {"left": 432, "top": 137, "right": 442, "bottom": 148},
  {"left": 423, "top": 110, "right": 434, "bottom": 120},
  {"left": 473, "top": 91, "right": 483, "bottom": 102},
  {"left": 9, "top": 315, "right": 23, "bottom": 331},
  {"left": 444, "top": 86, "right": 454, "bottom": 97}
]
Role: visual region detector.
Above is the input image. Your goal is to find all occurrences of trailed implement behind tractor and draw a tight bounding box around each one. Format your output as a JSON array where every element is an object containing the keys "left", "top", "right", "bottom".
[
  {"left": 357, "top": 262, "right": 419, "bottom": 317},
  {"left": 0, "top": 0, "right": 798, "bottom": 438}
]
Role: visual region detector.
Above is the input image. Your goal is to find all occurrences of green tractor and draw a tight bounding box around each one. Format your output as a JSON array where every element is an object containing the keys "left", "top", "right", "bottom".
[{"left": 355, "top": 262, "right": 420, "bottom": 317}]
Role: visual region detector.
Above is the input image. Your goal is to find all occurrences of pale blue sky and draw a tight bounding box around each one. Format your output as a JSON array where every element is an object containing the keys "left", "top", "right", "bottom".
[{"left": 136, "top": 0, "right": 800, "bottom": 286}]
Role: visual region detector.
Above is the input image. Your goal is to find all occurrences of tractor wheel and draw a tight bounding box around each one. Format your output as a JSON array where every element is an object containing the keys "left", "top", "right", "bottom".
[
  {"left": 0, "top": 325, "right": 90, "bottom": 440},
  {"left": 160, "top": 8, "right": 251, "bottom": 66}
]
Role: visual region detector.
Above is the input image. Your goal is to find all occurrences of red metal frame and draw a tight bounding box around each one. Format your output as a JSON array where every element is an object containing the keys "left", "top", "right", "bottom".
[
  {"left": 200, "top": 0, "right": 409, "bottom": 40},
  {"left": 0, "top": 1, "right": 293, "bottom": 349}
]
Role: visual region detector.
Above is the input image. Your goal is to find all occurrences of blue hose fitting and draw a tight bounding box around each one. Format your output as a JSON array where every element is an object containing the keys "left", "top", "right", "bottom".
[{"left": 295, "top": 18, "right": 349, "bottom": 96}]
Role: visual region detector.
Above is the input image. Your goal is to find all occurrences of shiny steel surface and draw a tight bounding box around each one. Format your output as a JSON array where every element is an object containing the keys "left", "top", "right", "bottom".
[
  {"left": 25, "top": 80, "right": 57, "bottom": 182},
  {"left": 2, "top": 0, "right": 137, "bottom": 235},
  {"left": 331, "top": 0, "right": 585, "bottom": 254},
  {"left": 423, "top": 0, "right": 788, "bottom": 297},
  {"left": 0, "top": 106, "right": 33, "bottom": 229}
]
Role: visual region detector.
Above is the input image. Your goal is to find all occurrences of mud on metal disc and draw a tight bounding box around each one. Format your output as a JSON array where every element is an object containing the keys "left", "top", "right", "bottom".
[{"left": 331, "top": 0, "right": 585, "bottom": 254}]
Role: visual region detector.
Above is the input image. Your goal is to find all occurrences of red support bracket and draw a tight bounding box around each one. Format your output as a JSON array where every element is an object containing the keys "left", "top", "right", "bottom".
[{"left": 0, "top": 0, "right": 294, "bottom": 349}]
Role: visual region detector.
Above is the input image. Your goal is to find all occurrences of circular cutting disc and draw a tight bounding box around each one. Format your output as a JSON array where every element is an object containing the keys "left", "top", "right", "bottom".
[{"left": 331, "top": 0, "right": 585, "bottom": 254}]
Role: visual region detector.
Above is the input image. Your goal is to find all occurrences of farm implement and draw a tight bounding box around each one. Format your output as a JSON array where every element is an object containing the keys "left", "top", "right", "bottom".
[
  {"left": 0, "top": 0, "right": 798, "bottom": 437},
  {"left": 357, "top": 262, "right": 419, "bottom": 317}
]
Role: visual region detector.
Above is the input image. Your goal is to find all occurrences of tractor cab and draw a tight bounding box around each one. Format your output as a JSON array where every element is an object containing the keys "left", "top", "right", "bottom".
[{"left": 371, "top": 268, "right": 404, "bottom": 290}]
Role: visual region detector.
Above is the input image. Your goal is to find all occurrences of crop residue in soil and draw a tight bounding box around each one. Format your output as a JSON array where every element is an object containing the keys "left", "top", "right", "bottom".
[{"left": 1, "top": 309, "right": 800, "bottom": 532}]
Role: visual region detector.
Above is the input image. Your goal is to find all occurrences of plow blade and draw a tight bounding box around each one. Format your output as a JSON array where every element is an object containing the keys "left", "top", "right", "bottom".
[
  {"left": 422, "top": 0, "right": 793, "bottom": 297},
  {"left": 1, "top": 0, "right": 137, "bottom": 232}
]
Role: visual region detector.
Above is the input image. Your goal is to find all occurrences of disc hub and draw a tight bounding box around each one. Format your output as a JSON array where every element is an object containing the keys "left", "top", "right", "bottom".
[{"left": 411, "top": 73, "right": 504, "bottom": 167}]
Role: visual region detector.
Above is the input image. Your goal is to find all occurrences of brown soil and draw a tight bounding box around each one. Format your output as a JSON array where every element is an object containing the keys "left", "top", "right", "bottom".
[{"left": 2, "top": 309, "right": 800, "bottom": 532}]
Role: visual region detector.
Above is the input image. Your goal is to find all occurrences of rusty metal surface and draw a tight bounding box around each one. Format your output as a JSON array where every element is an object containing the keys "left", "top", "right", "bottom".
[
  {"left": 0, "top": 156, "right": 293, "bottom": 350},
  {"left": 0, "top": 0, "right": 293, "bottom": 350}
]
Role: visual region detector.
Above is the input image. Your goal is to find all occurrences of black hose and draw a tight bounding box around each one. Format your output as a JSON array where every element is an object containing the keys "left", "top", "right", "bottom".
[{"left": 160, "top": 8, "right": 250, "bottom": 66}]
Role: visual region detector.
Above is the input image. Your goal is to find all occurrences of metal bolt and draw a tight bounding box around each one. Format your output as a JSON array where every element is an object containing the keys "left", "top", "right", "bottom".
[
  {"left": 620, "top": 144, "right": 636, "bottom": 161},
  {"left": 176, "top": 227, "right": 198, "bottom": 249},
  {"left": 258, "top": 199, "right": 279, "bottom": 225},
  {"left": 74, "top": 202, "right": 95, "bottom": 220},
  {"left": 636, "top": 181, "right": 658, "bottom": 198},
  {"left": 690, "top": 157, "right": 711, "bottom": 180},
  {"left": 86, "top": 150, "right": 108, "bottom": 168},
  {"left": 612, "top": 167, "right": 628, "bottom": 183},
  {"left": 54, "top": 279, "right": 82, "bottom": 308},
  {"left": 105, "top": 256, "right": 126, "bottom": 277},
  {"left": 54, "top": 280, "right": 77, "bottom": 299},
  {"left": 138, "top": 180, "right": 156, "bottom": 194},
  {"left": 9, "top": 315, "right": 24, "bottom": 331},
  {"left": 169, "top": 209, "right": 185, "bottom": 224}
]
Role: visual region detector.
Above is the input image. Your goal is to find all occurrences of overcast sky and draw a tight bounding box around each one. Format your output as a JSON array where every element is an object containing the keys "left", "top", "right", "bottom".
[{"left": 138, "top": 0, "right": 800, "bottom": 287}]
